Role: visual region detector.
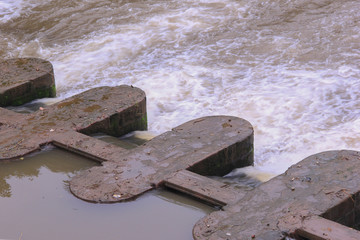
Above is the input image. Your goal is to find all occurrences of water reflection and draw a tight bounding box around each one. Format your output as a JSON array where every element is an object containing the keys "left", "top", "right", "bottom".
[
  {"left": 0, "top": 143, "right": 213, "bottom": 240},
  {"left": 0, "top": 146, "right": 98, "bottom": 198},
  {"left": 0, "top": 176, "right": 10, "bottom": 197}
]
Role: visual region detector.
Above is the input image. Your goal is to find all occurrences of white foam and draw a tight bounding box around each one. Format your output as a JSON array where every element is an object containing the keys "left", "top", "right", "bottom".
[
  {"left": 0, "top": 0, "right": 23, "bottom": 22},
  {"left": 226, "top": 166, "right": 276, "bottom": 182},
  {"left": 0, "top": 0, "right": 46, "bottom": 23},
  {"left": 338, "top": 65, "right": 359, "bottom": 78},
  {"left": 6, "top": 0, "right": 360, "bottom": 175}
]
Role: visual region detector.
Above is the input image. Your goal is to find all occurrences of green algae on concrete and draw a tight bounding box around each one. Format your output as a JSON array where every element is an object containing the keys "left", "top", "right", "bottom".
[{"left": 0, "top": 58, "right": 56, "bottom": 106}]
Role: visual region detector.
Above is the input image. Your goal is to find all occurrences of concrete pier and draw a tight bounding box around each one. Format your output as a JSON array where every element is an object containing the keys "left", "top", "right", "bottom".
[
  {"left": 193, "top": 150, "right": 360, "bottom": 240},
  {"left": 0, "top": 58, "right": 55, "bottom": 106}
]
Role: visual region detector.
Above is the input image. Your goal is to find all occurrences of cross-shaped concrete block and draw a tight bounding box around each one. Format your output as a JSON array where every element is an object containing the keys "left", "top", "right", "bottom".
[
  {"left": 193, "top": 150, "right": 360, "bottom": 240},
  {"left": 70, "top": 116, "right": 254, "bottom": 203},
  {"left": 0, "top": 84, "right": 147, "bottom": 160},
  {"left": 1, "top": 58, "right": 146, "bottom": 160}
]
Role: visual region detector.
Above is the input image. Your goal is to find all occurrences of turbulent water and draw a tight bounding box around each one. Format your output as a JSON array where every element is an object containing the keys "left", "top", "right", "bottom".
[{"left": 1, "top": 0, "right": 359, "bottom": 174}]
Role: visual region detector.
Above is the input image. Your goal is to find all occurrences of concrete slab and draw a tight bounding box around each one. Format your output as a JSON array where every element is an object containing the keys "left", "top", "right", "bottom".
[
  {"left": 0, "top": 58, "right": 55, "bottom": 106},
  {"left": 164, "top": 169, "right": 245, "bottom": 206},
  {"left": 193, "top": 150, "right": 360, "bottom": 240},
  {"left": 0, "top": 85, "right": 147, "bottom": 160},
  {"left": 70, "top": 116, "right": 254, "bottom": 203},
  {"left": 297, "top": 216, "right": 360, "bottom": 240}
]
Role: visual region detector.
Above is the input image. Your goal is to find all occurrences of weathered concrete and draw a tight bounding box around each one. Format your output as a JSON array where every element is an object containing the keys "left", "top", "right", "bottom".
[
  {"left": 70, "top": 116, "right": 254, "bottom": 203},
  {"left": 0, "top": 58, "right": 56, "bottom": 106},
  {"left": 0, "top": 85, "right": 147, "bottom": 160},
  {"left": 193, "top": 150, "right": 360, "bottom": 240},
  {"left": 0, "top": 58, "right": 254, "bottom": 205},
  {"left": 4, "top": 58, "right": 358, "bottom": 240},
  {"left": 164, "top": 169, "right": 246, "bottom": 206},
  {"left": 297, "top": 216, "right": 360, "bottom": 240}
]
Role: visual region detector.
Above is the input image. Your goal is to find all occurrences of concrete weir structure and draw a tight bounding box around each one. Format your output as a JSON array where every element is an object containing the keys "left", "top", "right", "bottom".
[
  {"left": 0, "top": 58, "right": 56, "bottom": 106},
  {"left": 1, "top": 58, "right": 360, "bottom": 240},
  {"left": 194, "top": 150, "right": 360, "bottom": 240}
]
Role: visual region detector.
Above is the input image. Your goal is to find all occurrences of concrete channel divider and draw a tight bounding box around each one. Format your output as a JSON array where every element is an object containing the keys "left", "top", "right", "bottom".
[
  {"left": 164, "top": 169, "right": 245, "bottom": 206},
  {"left": 69, "top": 115, "right": 254, "bottom": 203},
  {"left": 0, "top": 84, "right": 147, "bottom": 160},
  {"left": 52, "top": 131, "right": 128, "bottom": 162},
  {"left": 193, "top": 150, "right": 360, "bottom": 239},
  {"left": 296, "top": 216, "right": 360, "bottom": 240}
]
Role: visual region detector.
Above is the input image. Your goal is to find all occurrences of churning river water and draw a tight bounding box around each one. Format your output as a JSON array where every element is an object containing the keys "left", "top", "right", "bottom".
[
  {"left": 1, "top": 0, "right": 360, "bottom": 173},
  {"left": 0, "top": 0, "right": 359, "bottom": 238}
]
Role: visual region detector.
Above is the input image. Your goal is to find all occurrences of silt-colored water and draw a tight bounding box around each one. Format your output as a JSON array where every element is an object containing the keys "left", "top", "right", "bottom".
[
  {"left": 0, "top": 146, "right": 213, "bottom": 240},
  {"left": 1, "top": 0, "right": 359, "bottom": 173}
]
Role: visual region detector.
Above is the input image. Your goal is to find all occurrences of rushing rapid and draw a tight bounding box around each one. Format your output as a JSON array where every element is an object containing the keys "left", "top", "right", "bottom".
[{"left": 1, "top": 0, "right": 359, "bottom": 174}]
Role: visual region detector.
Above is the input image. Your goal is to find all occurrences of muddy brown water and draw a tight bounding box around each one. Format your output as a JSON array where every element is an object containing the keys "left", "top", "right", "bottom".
[
  {"left": 0, "top": 108, "right": 256, "bottom": 240},
  {"left": 1, "top": 0, "right": 360, "bottom": 175},
  {"left": 0, "top": 145, "right": 213, "bottom": 240},
  {"left": 0, "top": 102, "right": 215, "bottom": 240}
]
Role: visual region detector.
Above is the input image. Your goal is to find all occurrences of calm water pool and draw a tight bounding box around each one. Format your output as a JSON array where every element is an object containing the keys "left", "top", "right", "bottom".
[{"left": 0, "top": 146, "right": 213, "bottom": 240}]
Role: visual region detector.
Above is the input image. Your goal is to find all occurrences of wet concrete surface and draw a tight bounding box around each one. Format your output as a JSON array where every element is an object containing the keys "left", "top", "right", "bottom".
[
  {"left": 70, "top": 116, "right": 254, "bottom": 203},
  {"left": 0, "top": 58, "right": 55, "bottom": 106},
  {"left": 0, "top": 84, "right": 147, "bottom": 160},
  {"left": 193, "top": 150, "right": 360, "bottom": 240}
]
